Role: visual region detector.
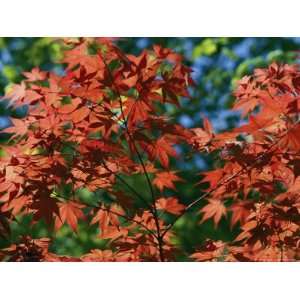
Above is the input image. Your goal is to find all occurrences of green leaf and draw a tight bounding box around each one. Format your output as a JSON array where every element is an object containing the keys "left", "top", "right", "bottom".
[
  {"left": 193, "top": 38, "right": 217, "bottom": 59},
  {"left": 267, "top": 50, "right": 283, "bottom": 61},
  {"left": 3, "top": 65, "right": 18, "bottom": 81}
]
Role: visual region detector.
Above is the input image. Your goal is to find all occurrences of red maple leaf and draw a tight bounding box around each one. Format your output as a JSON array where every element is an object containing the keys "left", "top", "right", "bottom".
[
  {"left": 55, "top": 201, "right": 85, "bottom": 231},
  {"left": 140, "top": 136, "right": 177, "bottom": 168},
  {"left": 124, "top": 97, "right": 152, "bottom": 128}
]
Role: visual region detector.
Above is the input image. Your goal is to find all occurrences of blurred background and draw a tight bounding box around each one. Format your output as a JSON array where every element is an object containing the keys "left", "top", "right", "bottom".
[{"left": 0, "top": 37, "right": 299, "bottom": 259}]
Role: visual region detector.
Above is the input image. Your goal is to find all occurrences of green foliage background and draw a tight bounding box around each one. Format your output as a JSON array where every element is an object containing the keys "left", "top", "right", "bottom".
[{"left": 1, "top": 37, "right": 299, "bottom": 259}]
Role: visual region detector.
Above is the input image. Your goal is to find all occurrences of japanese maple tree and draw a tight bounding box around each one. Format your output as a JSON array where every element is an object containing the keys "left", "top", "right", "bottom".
[{"left": 0, "top": 38, "right": 299, "bottom": 262}]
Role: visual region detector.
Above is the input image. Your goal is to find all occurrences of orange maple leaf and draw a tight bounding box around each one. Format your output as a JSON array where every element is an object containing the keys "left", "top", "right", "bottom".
[
  {"left": 200, "top": 199, "right": 226, "bottom": 226},
  {"left": 153, "top": 171, "right": 183, "bottom": 191},
  {"left": 156, "top": 197, "right": 185, "bottom": 215},
  {"left": 71, "top": 106, "right": 90, "bottom": 123}
]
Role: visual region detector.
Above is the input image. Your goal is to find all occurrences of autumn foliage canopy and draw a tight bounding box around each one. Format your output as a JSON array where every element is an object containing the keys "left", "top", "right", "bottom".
[{"left": 0, "top": 38, "right": 299, "bottom": 261}]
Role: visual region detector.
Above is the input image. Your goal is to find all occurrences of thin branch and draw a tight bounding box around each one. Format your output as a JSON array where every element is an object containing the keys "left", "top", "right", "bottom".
[
  {"left": 60, "top": 142, "right": 151, "bottom": 211},
  {"left": 99, "top": 157, "right": 154, "bottom": 211},
  {"left": 91, "top": 205, "right": 158, "bottom": 240},
  {"left": 54, "top": 189, "right": 158, "bottom": 239},
  {"left": 99, "top": 53, "right": 156, "bottom": 204},
  {"left": 99, "top": 51, "right": 165, "bottom": 261}
]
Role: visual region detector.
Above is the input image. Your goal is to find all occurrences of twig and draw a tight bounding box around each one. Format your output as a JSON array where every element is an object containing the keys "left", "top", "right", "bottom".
[
  {"left": 99, "top": 51, "right": 165, "bottom": 261},
  {"left": 54, "top": 189, "right": 158, "bottom": 239}
]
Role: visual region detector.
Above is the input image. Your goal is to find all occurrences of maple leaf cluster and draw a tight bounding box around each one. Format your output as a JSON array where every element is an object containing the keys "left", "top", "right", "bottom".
[
  {"left": 191, "top": 63, "right": 300, "bottom": 261},
  {"left": 0, "top": 38, "right": 192, "bottom": 261},
  {"left": 0, "top": 38, "right": 299, "bottom": 262}
]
